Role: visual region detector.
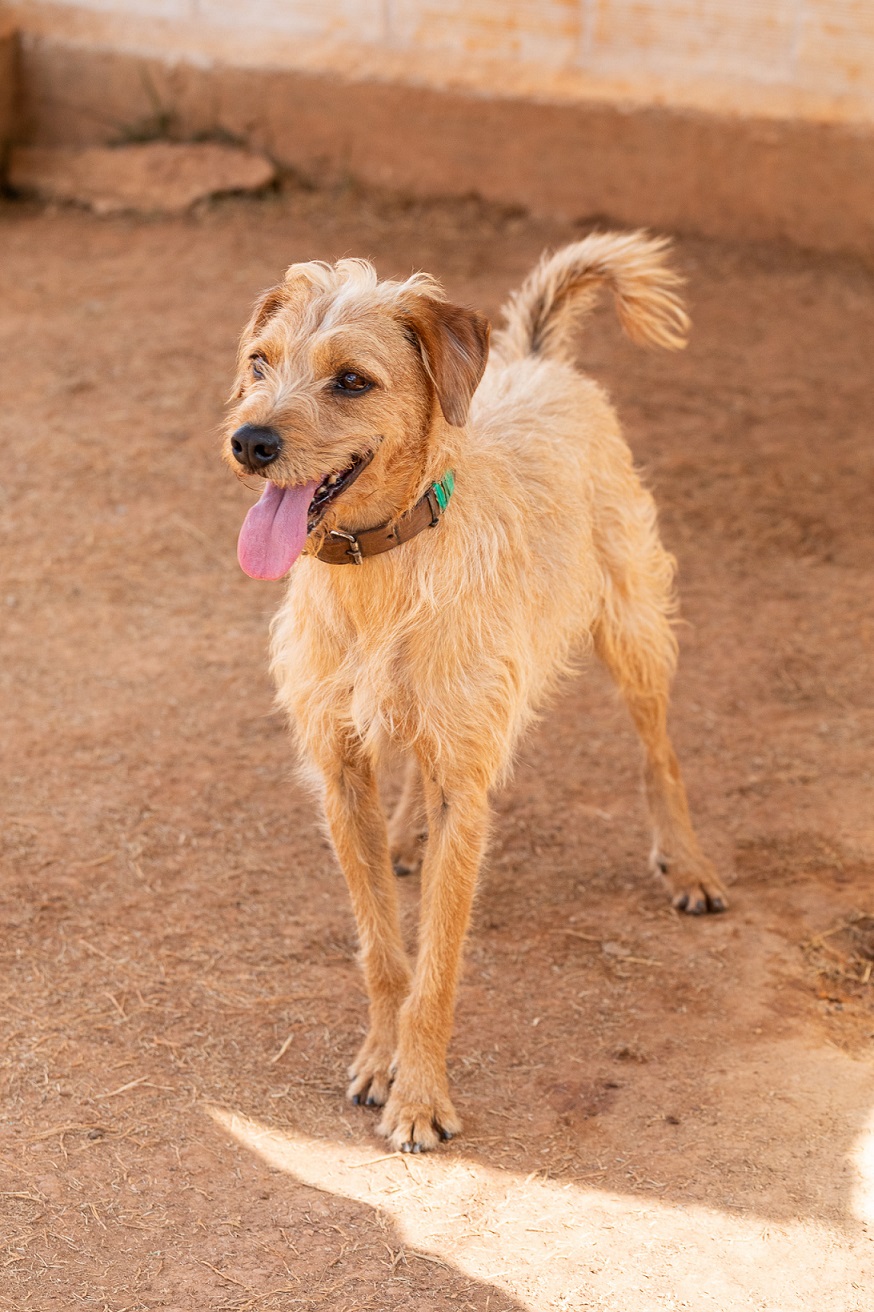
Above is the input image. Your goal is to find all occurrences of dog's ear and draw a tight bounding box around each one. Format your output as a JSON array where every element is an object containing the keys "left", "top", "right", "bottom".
[
  {"left": 229, "top": 285, "right": 287, "bottom": 400},
  {"left": 401, "top": 296, "right": 490, "bottom": 427},
  {"left": 244, "top": 284, "right": 287, "bottom": 341}
]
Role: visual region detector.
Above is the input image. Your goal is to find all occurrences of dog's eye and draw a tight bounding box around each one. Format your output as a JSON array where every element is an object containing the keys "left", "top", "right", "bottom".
[
  {"left": 334, "top": 371, "right": 372, "bottom": 394},
  {"left": 250, "top": 355, "right": 268, "bottom": 379}
]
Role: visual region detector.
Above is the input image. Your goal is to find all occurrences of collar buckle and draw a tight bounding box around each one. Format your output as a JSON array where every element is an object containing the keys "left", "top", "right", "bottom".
[{"left": 329, "top": 528, "right": 364, "bottom": 565}]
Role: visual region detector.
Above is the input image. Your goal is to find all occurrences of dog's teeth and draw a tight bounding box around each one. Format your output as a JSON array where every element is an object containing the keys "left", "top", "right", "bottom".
[{"left": 327, "top": 474, "right": 339, "bottom": 485}]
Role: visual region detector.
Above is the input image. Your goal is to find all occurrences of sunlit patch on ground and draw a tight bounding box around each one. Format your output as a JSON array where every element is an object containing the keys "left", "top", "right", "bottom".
[
  {"left": 210, "top": 1105, "right": 872, "bottom": 1311},
  {"left": 853, "top": 1106, "right": 874, "bottom": 1229}
]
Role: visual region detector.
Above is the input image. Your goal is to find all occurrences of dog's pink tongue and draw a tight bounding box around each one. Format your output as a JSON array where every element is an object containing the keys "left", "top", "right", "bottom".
[{"left": 237, "top": 480, "right": 319, "bottom": 581}]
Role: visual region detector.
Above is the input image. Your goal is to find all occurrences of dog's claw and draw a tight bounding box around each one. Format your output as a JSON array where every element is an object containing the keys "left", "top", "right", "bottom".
[
  {"left": 396, "top": 1127, "right": 451, "bottom": 1151},
  {"left": 673, "top": 886, "right": 728, "bottom": 915},
  {"left": 673, "top": 891, "right": 700, "bottom": 913},
  {"left": 351, "top": 1094, "right": 362, "bottom": 1106}
]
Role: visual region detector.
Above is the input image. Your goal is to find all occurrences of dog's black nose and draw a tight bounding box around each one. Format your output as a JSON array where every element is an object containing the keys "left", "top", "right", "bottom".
[{"left": 231, "top": 425, "right": 283, "bottom": 473}]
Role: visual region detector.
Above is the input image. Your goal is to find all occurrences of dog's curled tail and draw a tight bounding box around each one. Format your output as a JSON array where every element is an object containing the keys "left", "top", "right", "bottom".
[{"left": 495, "top": 230, "right": 689, "bottom": 364}]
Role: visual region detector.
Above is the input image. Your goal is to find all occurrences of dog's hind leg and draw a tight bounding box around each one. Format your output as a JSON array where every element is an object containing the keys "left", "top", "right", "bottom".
[
  {"left": 319, "top": 739, "right": 413, "bottom": 1107},
  {"left": 388, "top": 755, "right": 427, "bottom": 877},
  {"left": 618, "top": 673, "right": 727, "bottom": 914},
  {"left": 378, "top": 769, "right": 489, "bottom": 1151},
  {"left": 593, "top": 495, "right": 727, "bottom": 914}
]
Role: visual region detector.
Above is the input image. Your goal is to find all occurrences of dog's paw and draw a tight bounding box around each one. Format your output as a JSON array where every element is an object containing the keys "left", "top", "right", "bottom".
[
  {"left": 652, "top": 852, "right": 728, "bottom": 915},
  {"left": 378, "top": 1087, "right": 461, "bottom": 1153},
  {"left": 347, "top": 1038, "right": 395, "bottom": 1108},
  {"left": 389, "top": 830, "right": 426, "bottom": 878},
  {"left": 671, "top": 880, "right": 728, "bottom": 915}
]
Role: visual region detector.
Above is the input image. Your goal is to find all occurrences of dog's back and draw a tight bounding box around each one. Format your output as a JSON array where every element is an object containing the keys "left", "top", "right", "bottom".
[{"left": 432, "top": 233, "right": 689, "bottom": 763}]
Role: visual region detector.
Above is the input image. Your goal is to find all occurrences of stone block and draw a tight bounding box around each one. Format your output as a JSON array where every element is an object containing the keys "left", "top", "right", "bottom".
[{"left": 7, "top": 139, "right": 276, "bottom": 213}]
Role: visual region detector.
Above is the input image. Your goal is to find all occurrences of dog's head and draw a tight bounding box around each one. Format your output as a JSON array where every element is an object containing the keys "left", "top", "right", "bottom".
[{"left": 223, "top": 259, "right": 490, "bottom": 580}]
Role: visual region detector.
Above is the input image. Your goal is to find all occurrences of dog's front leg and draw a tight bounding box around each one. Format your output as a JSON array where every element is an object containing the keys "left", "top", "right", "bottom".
[
  {"left": 378, "top": 775, "right": 489, "bottom": 1152},
  {"left": 320, "top": 747, "right": 412, "bottom": 1108}
]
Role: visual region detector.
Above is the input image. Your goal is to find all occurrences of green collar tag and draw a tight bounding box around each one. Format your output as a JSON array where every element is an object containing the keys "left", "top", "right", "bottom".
[{"left": 431, "top": 470, "right": 455, "bottom": 513}]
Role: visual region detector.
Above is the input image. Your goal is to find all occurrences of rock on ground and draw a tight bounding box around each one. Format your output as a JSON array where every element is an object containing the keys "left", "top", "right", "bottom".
[{"left": 7, "top": 140, "right": 276, "bottom": 214}]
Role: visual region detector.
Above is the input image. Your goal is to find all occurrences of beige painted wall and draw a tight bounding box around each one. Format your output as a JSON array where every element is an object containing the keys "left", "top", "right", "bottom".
[{"left": 5, "top": 0, "right": 874, "bottom": 125}]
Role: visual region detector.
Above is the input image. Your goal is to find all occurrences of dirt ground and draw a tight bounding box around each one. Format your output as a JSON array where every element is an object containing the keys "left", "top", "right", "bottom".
[{"left": 1, "top": 179, "right": 873, "bottom": 1312}]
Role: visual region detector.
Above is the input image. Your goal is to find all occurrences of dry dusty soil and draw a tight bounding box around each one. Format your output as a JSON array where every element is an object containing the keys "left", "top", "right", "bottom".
[{"left": 1, "top": 180, "right": 873, "bottom": 1311}]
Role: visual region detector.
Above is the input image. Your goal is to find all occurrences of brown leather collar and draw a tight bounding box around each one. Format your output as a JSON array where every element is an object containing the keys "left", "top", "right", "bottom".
[{"left": 313, "top": 481, "right": 450, "bottom": 565}]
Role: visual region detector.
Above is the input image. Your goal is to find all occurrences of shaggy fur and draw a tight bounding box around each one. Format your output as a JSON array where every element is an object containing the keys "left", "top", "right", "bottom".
[{"left": 223, "top": 232, "right": 726, "bottom": 1152}]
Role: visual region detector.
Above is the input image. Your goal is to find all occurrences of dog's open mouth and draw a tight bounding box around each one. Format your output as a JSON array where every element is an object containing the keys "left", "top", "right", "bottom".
[
  {"left": 237, "top": 451, "right": 374, "bottom": 582},
  {"left": 306, "top": 450, "right": 374, "bottom": 533}
]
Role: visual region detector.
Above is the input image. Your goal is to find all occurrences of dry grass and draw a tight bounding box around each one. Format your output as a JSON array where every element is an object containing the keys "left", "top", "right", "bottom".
[{"left": 803, "top": 912, "right": 874, "bottom": 995}]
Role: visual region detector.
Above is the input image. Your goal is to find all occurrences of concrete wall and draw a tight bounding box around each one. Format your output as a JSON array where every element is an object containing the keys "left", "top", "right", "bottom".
[
  {"left": 2, "top": 2, "right": 874, "bottom": 258},
  {"left": 5, "top": 0, "right": 874, "bottom": 126}
]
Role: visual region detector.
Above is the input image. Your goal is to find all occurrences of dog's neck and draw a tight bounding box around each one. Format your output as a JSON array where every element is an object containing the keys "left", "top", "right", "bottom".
[
  {"left": 311, "top": 471, "right": 455, "bottom": 566},
  {"left": 307, "top": 412, "right": 464, "bottom": 564},
  {"left": 388, "top": 411, "right": 462, "bottom": 514}
]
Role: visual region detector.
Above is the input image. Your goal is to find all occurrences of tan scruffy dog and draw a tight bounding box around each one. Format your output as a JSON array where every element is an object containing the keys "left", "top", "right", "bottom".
[{"left": 223, "top": 231, "right": 727, "bottom": 1153}]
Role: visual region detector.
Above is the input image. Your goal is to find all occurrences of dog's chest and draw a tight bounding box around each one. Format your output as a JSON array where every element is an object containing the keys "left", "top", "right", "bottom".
[{"left": 282, "top": 574, "right": 428, "bottom": 738}]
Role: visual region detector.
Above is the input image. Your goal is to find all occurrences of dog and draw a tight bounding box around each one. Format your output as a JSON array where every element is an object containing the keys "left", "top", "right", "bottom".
[{"left": 223, "top": 231, "right": 727, "bottom": 1153}]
